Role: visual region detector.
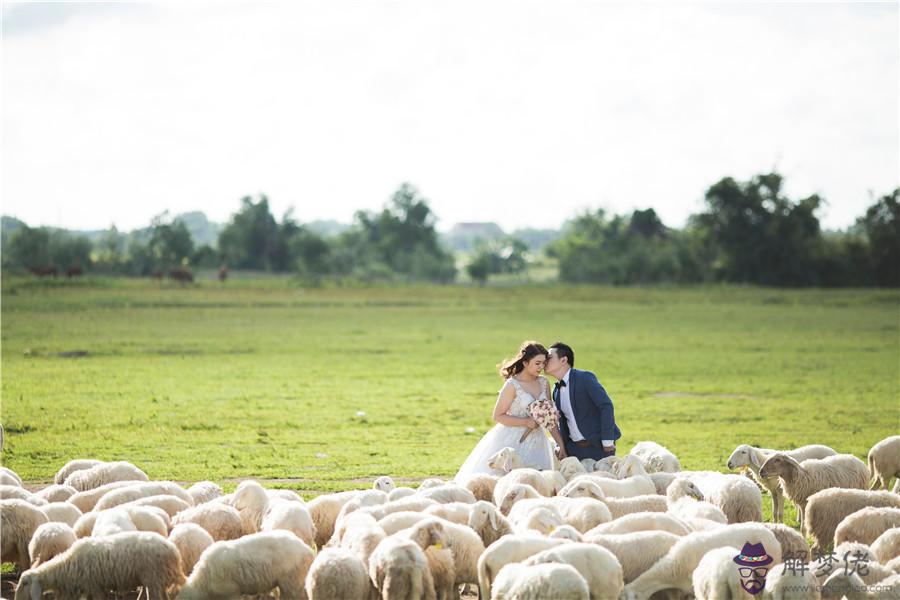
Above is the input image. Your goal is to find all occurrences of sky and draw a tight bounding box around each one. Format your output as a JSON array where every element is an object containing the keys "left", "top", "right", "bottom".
[{"left": 2, "top": 1, "right": 897, "bottom": 233}]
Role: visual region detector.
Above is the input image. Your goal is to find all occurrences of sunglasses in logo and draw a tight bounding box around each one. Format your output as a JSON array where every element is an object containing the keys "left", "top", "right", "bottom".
[{"left": 738, "top": 567, "right": 769, "bottom": 578}]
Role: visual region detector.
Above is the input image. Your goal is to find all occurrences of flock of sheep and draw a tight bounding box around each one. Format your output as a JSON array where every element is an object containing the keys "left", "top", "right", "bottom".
[{"left": 0, "top": 435, "right": 899, "bottom": 599}]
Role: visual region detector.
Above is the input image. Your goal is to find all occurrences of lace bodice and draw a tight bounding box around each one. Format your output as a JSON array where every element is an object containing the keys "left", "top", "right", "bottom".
[{"left": 505, "top": 376, "right": 549, "bottom": 418}]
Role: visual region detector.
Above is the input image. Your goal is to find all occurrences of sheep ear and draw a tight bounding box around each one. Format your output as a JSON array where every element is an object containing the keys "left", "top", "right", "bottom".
[
  {"left": 30, "top": 579, "right": 42, "bottom": 600},
  {"left": 750, "top": 450, "right": 762, "bottom": 469},
  {"left": 489, "top": 508, "right": 498, "bottom": 530},
  {"left": 503, "top": 455, "right": 512, "bottom": 473}
]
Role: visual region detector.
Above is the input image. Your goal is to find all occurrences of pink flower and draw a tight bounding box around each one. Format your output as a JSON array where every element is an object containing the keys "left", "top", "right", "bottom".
[{"left": 519, "top": 398, "right": 561, "bottom": 442}]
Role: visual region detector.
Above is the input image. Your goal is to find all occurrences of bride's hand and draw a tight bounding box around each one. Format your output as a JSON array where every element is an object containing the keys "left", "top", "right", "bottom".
[{"left": 525, "top": 418, "right": 539, "bottom": 430}]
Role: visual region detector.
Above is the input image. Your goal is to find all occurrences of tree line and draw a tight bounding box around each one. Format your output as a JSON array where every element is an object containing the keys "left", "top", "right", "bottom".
[{"left": 2, "top": 174, "right": 897, "bottom": 287}]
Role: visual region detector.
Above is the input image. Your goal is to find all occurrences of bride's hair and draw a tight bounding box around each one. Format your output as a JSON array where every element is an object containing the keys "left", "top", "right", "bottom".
[{"left": 498, "top": 341, "right": 548, "bottom": 379}]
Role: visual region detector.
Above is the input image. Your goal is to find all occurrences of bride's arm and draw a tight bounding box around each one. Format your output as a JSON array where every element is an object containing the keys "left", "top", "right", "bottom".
[
  {"left": 540, "top": 377, "right": 567, "bottom": 457},
  {"left": 492, "top": 382, "right": 537, "bottom": 429}
]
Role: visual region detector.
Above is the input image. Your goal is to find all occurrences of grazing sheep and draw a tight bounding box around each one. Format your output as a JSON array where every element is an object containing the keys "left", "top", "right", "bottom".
[
  {"left": 580, "top": 458, "right": 597, "bottom": 472},
  {"left": 93, "top": 481, "right": 193, "bottom": 511},
  {"left": 666, "top": 478, "right": 728, "bottom": 524},
  {"left": 542, "top": 470, "right": 568, "bottom": 495},
  {"left": 63, "top": 460, "right": 148, "bottom": 492},
  {"left": 515, "top": 506, "right": 564, "bottom": 535},
  {"left": 630, "top": 441, "right": 682, "bottom": 473},
  {"left": 727, "top": 444, "right": 837, "bottom": 524},
  {"left": 677, "top": 471, "right": 764, "bottom": 524},
  {"left": 171, "top": 502, "right": 243, "bottom": 541},
  {"left": 335, "top": 489, "right": 390, "bottom": 527},
  {"left": 835, "top": 507, "right": 900, "bottom": 547},
  {"left": 508, "top": 496, "right": 612, "bottom": 534},
  {"left": 393, "top": 519, "right": 456, "bottom": 600},
  {"left": 269, "top": 488, "right": 304, "bottom": 503},
  {"left": 683, "top": 517, "right": 729, "bottom": 532},
  {"left": 764, "top": 522, "right": 811, "bottom": 562},
  {"left": 66, "top": 480, "right": 137, "bottom": 512},
  {"left": 168, "top": 523, "right": 214, "bottom": 576},
  {"left": 417, "top": 483, "right": 478, "bottom": 504},
  {"left": 0, "top": 485, "right": 43, "bottom": 505},
  {"left": 575, "top": 474, "right": 656, "bottom": 498},
  {"left": 885, "top": 555, "right": 900, "bottom": 573},
  {"left": 307, "top": 491, "right": 358, "bottom": 549},
  {"left": 477, "top": 534, "right": 567, "bottom": 597},
  {"left": 622, "top": 523, "right": 782, "bottom": 599},
  {"left": 261, "top": 498, "right": 316, "bottom": 548},
  {"left": 388, "top": 487, "right": 418, "bottom": 501},
  {"left": 28, "top": 522, "right": 76, "bottom": 567},
  {"left": 612, "top": 454, "right": 649, "bottom": 478},
  {"left": 53, "top": 459, "right": 103, "bottom": 485},
  {"left": 649, "top": 472, "right": 679, "bottom": 495},
  {"left": 178, "top": 530, "right": 314, "bottom": 599},
  {"left": 1, "top": 498, "right": 49, "bottom": 570},
  {"left": 762, "top": 560, "right": 822, "bottom": 600},
  {"left": 420, "top": 478, "right": 446, "bottom": 489},
  {"left": 831, "top": 542, "right": 895, "bottom": 586},
  {"left": 487, "top": 447, "right": 524, "bottom": 474},
  {"left": 585, "top": 531, "right": 681, "bottom": 584},
  {"left": 424, "top": 501, "right": 472, "bottom": 525},
  {"left": 379, "top": 511, "right": 431, "bottom": 535},
  {"left": 559, "top": 457, "right": 588, "bottom": 481},
  {"left": 690, "top": 546, "right": 747, "bottom": 600},
  {"left": 468, "top": 500, "right": 514, "bottom": 548},
  {"left": 803, "top": 489, "right": 900, "bottom": 552},
  {"left": 358, "top": 496, "right": 439, "bottom": 523},
  {"left": 92, "top": 508, "right": 138, "bottom": 536},
  {"left": 871, "top": 528, "right": 900, "bottom": 564},
  {"left": 339, "top": 512, "right": 387, "bottom": 568},
  {"left": 820, "top": 570, "right": 900, "bottom": 600},
  {"left": 759, "top": 453, "right": 869, "bottom": 534},
  {"left": 34, "top": 484, "right": 77, "bottom": 504},
  {"left": 549, "top": 525, "right": 584, "bottom": 542},
  {"left": 373, "top": 476, "right": 397, "bottom": 493},
  {"left": 368, "top": 536, "right": 437, "bottom": 600},
  {"left": 522, "top": 542, "right": 624, "bottom": 600},
  {"left": 460, "top": 473, "right": 499, "bottom": 502},
  {"left": 494, "top": 469, "right": 554, "bottom": 504},
  {"left": 558, "top": 478, "right": 606, "bottom": 500},
  {"left": 589, "top": 512, "right": 692, "bottom": 537},
  {"left": 868, "top": 436, "right": 900, "bottom": 491},
  {"left": 15, "top": 531, "right": 184, "bottom": 600},
  {"left": 230, "top": 479, "right": 270, "bottom": 535},
  {"left": 491, "top": 562, "right": 589, "bottom": 600},
  {"left": 499, "top": 483, "right": 544, "bottom": 515},
  {"left": 0, "top": 466, "right": 22, "bottom": 486},
  {"left": 306, "top": 547, "right": 375, "bottom": 600},
  {"left": 39, "top": 502, "right": 83, "bottom": 527},
  {"left": 119, "top": 494, "right": 192, "bottom": 518},
  {"left": 187, "top": 481, "right": 223, "bottom": 505},
  {"left": 602, "top": 495, "right": 669, "bottom": 519}
]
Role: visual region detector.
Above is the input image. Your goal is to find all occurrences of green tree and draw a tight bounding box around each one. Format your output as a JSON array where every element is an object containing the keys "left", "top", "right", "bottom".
[
  {"left": 6, "top": 226, "right": 51, "bottom": 269},
  {"left": 218, "top": 195, "right": 279, "bottom": 270},
  {"left": 858, "top": 189, "right": 899, "bottom": 287},
  {"left": 147, "top": 214, "right": 195, "bottom": 269}
]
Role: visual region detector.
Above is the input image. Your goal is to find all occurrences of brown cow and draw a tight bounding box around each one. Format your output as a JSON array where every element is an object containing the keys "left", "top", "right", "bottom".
[
  {"left": 29, "top": 265, "right": 58, "bottom": 277},
  {"left": 218, "top": 266, "right": 228, "bottom": 282},
  {"left": 66, "top": 266, "right": 83, "bottom": 278},
  {"left": 169, "top": 267, "right": 194, "bottom": 283}
]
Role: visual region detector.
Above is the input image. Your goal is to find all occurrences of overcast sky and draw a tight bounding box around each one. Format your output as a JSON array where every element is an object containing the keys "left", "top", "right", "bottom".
[{"left": 2, "top": 1, "right": 897, "bottom": 233}]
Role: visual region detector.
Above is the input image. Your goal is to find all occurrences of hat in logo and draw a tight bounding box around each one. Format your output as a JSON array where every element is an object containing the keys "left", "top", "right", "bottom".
[{"left": 733, "top": 542, "right": 773, "bottom": 567}]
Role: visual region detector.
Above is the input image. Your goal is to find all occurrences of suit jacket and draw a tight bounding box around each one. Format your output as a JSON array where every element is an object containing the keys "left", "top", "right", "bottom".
[{"left": 553, "top": 368, "right": 621, "bottom": 445}]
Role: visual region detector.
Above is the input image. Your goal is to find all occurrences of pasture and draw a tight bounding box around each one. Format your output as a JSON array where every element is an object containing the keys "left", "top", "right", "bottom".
[{"left": 1, "top": 276, "right": 898, "bottom": 525}]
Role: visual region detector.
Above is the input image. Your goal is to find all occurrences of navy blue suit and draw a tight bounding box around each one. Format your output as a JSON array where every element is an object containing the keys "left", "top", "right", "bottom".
[{"left": 553, "top": 368, "right": 621, "bottom": 460}]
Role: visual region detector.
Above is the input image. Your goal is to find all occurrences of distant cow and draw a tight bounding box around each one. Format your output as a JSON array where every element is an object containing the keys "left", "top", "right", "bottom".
[
  {"left": 218, "top": 266, "right": 228, "bottom": 282},
  {"left": 29, "top": 265, "right": 58, "bottom": 277},
  {"left": 169, "top": 267, "right": 194, "bottom": 283},
  {"left": 66, "top": 266, "right": 83, "bottom": 278},
  {"left": 151, "top": 268, "right": 163, "bottom": 281}
]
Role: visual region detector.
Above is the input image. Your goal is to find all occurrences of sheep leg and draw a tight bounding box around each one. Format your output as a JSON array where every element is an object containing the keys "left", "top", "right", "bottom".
[{"left": 773, "top": 490, "right": 783, "bottom": 523}]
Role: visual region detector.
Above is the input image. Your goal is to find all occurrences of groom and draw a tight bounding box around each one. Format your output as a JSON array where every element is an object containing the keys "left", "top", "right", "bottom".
[{"left": 545, "top": 342, "right": 621, "bottom": 461}]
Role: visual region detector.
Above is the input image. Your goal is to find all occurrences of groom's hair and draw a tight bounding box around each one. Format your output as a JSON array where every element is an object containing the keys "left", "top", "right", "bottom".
[{"left": 549, "top": 342, "right": 574, "bottom": 367}]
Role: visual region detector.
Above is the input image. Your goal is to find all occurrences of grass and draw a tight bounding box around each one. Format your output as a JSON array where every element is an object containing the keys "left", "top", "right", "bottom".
[{"left": 1, "top": 276, "right": 898, "bottom": 526}]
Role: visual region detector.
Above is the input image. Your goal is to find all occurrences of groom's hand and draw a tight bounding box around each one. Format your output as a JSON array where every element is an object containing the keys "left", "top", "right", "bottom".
[
  {"left": 555, "top": 447, "right": 567, "bottom": 460},
  {"left": 602, "top": 444, "right": 616, "bottom": 454}
]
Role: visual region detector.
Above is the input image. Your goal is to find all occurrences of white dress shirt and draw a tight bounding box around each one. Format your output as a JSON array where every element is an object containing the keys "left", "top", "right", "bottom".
[{"left": 557, "top": 368, "right": 614, "bottom": 447}]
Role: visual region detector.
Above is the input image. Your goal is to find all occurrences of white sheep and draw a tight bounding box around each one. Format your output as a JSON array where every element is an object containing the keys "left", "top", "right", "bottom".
[
  {"left": 666, "top": 478, "right": 728, "bottom": 524},
  {"left": 420, "top": 478, "right": 446, "bottom": 489},
  {"left": 622, "top": 523, "right": 782, "bottom": 599},
  {"left": 468, "top": 500, "right": 514, "bottom": 548},
  {"left": 558, "top": 478, "right": 606, "bottom": 500},
  {"left": 63, "top": 460, "right": 148, "bottom": 492},
  {"left": 261, "top": 498, "right": 317, "bottom": 548},
  {"left": 764, "top": 522, "right": 811, "bottom": 563},
  {"left": 549, "top": 525, "right": 584, "bottom": 542},
  {"left": 491, "top": 562, "right": 589, "bottom": 600},
  {"left": 0, "top": 466, "right": 22, "bottom": 486},
  {"left": 868, "top": 436, "right": 900, "bottom": 491},
  {"left": 424, "top": 501, "right": 472, "bottom": 525},
  {"left": 1, "top": 498, "right": 49, "bottom": 570},
  {"left": 498, "top": 483, "right": 544, "bottom": 515},
  {"left": 487, "top": 447, "right": 525, "bottom": 474},
  {"left": 178, "top": 530, "right": 314, "bottom": 599},
  {"left": 559, "top": 456, "right": 588, "bottom": 481},
  {"left": 392, "top": 519, "right": 456, "bottom": 600},
  {"left": 574, "top": 474, "right": 656, "bottom": 498},
  {"left": 379, "top": 511, "right": 431, "bottom": 535},
  {"left": 374, "top": 475, "right": 397, "bottom": 493},
  {"left": 819, "top": 570, "right": 896, "bottom": 600},
  {"left": 761, "top": 559, "right": 822, "bottom": 600},
  {"left": 649, "top": 472, "right": 679, "bottom": 495},
  {"left": 589, "top": 512, "right": 692, "bottom": 537},
  {"left": 355, "top": 495, "right": 438, "bottom": 523},
  {"left": 230, "top": 479, "right": 270, "bottom": 535},
  {"left": 33, "top": 484, "right": 77, "bottom": 503},
  {"left": 834, "top": 506, "right": 900, "bottom": 547},
  {"left": 522, "top": 541, "right": 624, "bottom": 600},
  {"left": 53, "top": 459, "right": 103, "bottom": 485},
  {"left": 388, "top": 486, "right": 418, "bottom": 501},
  {"left": 494, "top": 468, "right": 554, "bottom": 504},
  {"left": 515, "top": 506, "right": 564, "bottom": 535},
  {"left": 15, "top": 531, "right": 185, "bottom": 600},
  {"left": 476, "top": 533, "right": 567, "bottom": 597},
  {"left": 759, "top": 453, "right": 870, "bottom": 534},
  {"left": 306, "top": 546, "right": 376, "bottom": 600},
  {"left": 66, "top": 480, "right": 137, "bottom": 512},
  {"left": 830, "top": 542, "right": 894, "bottom": 586},
  {"left": 803, "top": 489, "right": 900, "bottom": 552},
  {"left": 168, "top": 523, "right": 213, "bottom": 576},
  {"left": 871, "top": 527, "right": 900, "bottom": 564},
  {"left": 580, "top": 458, "right": 597, "bottom": 472},
  {"left": 28, "top": 522, "right": 76, "bottom": 568},
  {"left": 612, "top": 454, "right": 649, "bottom": 478},
  {"left": 307, "top": 490, "right": 358, "bottom": 549},
  {"left": 690, "top": 545, "right": 748, "bottom": 600},
  {"left": 39, "top": 502, "right": 83, "bottom": 527},
  {"left": 93, "top": 480, "right": 193, "bottom": 510},
  {"left": 334, "top": 489, "right": 389, "bottom": 527},
  {"left": 119, "top": 494, "right": 192, "bottom": 518},
  {"left": 677, "top": 471, "right": 764, "bottom": 524},
  {"left": 368, "top": 536, "right": 437, "bottom": 600},
  {"left": 416, "top": 483, "right": 478, "bottom": 504},
  {"left": 726, "top": 444, "right": 837, "bottom": 523},
  {"left": 92, "top": 508, "right": 138, "bottom": 536},
  {"left": 186, "top": 481, "right": 223, "bottom": 505},
  {"left": 459, "top": 472, "right": 499, "bottom": 502},
  {"left": 171, "top": 502, "right": 243, "bottom": 541},
  {"left": 585, "top": 531, "right": 681, "bottom": 584},
  {"left": 683, "top": 517, "right": 729, "bottom": 532},
  {"left": 508, "top": 496, "right": 612, "bottom": 534},
  {"left": 630, "top": 441, "right": 682, "bottom": 473},
  {"left": 885, "top": 555, "right": 900, "bottom": 573},
  {"left": 338, "top": 512, "right": 388, "bottom": 567},
  {"left": 0, "top": 485, "right": 43, "bottom": 505},
  {"left": 603, "top": 495, "right": 669, "bottom": 519}
]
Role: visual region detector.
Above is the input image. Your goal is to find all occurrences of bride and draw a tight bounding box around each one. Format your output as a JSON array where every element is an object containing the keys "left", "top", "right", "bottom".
[{"left": 455, "top": 341, "right": 567, "bottom": 482}]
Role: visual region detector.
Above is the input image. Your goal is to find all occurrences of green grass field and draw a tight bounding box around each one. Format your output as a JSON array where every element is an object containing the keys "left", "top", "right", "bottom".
[{"left": 2, "top": 276, "right": 898, "bottom": 525}]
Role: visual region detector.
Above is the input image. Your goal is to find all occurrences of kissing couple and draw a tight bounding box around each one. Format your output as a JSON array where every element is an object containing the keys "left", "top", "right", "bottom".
[{"left": 455, "top": 341, "right": 621, "bottom": 481}]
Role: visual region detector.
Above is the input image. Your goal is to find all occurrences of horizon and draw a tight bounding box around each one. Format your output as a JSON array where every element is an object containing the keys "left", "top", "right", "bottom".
[{"left": 3, "top": 2, "right": 897, "bottom": 233}]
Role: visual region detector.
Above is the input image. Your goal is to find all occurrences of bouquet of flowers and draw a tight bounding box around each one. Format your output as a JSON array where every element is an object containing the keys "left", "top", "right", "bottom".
[{"left": 519, "top": 398, "right": 561, "bottom": 442}]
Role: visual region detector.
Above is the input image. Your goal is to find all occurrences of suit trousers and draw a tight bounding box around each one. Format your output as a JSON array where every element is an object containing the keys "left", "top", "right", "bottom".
[{"left": 564, "top": 439, "right": 615, "bottom": 461}]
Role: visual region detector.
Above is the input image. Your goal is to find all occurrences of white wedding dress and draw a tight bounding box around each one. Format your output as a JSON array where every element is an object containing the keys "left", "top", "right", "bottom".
[{"left": 454, "top": 376, "right": 556, "bottom": 482}]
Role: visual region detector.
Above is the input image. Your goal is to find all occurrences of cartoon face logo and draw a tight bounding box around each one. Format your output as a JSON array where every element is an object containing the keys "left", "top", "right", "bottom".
[{"left": 733, "top": 542, "right": 773, "bottom": 595}]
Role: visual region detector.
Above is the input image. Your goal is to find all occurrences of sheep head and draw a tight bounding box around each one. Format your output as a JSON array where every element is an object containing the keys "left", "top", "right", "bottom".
[
  {"left": 373, "top": 476, "right": 396, "bottom": 493},
  {"left": 468, "top": 500, "right": 500, "bottom": 533},
  {"left": 559, "top": 457, "right": 586, "bottom": 481},
  {"left": 759, "top": 454, "right": 801, "bottom": 480},
  {"left": 13, "top": 571, "right": 41, "bottom": 600},
  {"left": 411, "top": 518, "right": 447, "bottom": 550},
  {"left": 559, "top": 478, "right": 605, "bottom": 500},
  {"left": 487, "top": 447, "right": 519, "bottom": 474},
  {"left": 667, "top": 478, "right": 703, "bottom": 502}
]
